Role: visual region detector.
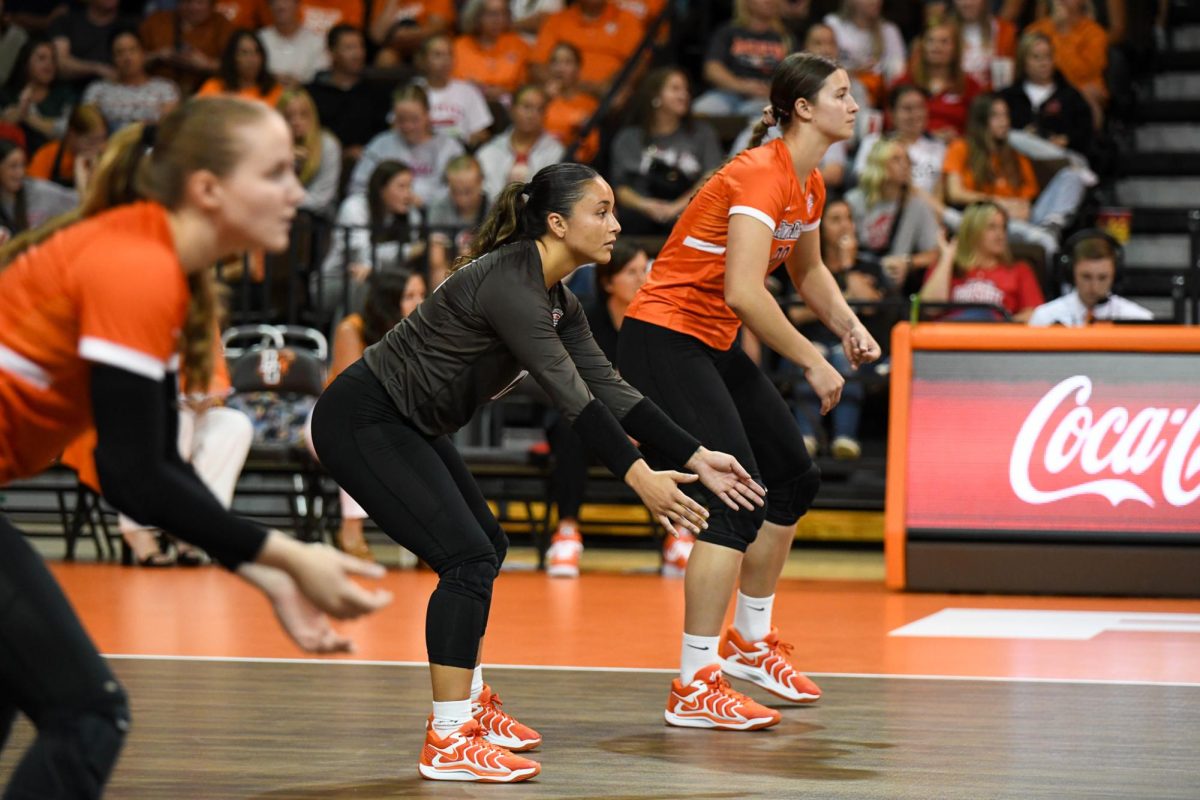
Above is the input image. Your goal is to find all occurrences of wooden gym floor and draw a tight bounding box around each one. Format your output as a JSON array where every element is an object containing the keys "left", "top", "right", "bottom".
[{"left": 1, "top": 542, "right": 1198, "bottom": 798}]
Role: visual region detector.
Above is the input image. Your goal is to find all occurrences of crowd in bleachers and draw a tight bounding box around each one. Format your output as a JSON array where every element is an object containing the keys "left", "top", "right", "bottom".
[{"left": 0, "top": 0, "right": 1175, "bottom": 568}]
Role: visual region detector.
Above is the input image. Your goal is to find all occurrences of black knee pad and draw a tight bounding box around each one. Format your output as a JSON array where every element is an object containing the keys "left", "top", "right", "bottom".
[
  {"left": 437, "top": 553, "right": 499, "bottom": 607},
  {"left": 38, "top": 682, "right": 130, "bottom": 790},
  {"left": 765, "top": 463, "right": 821, "bottom": 527},
  {"left": 698, "top": 502, "right": 766, "bottom": 552},
  {"left": 488, "top": 528, "right": 509, "bottom": 569}
]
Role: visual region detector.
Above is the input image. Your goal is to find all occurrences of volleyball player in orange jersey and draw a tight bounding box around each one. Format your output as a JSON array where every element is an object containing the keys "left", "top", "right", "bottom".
[
  {"left": 0, "top": 97, "right": 390, "bottom": 797},
  {"left": 619, "top": 52, "right": 883, "bottom": 730}
]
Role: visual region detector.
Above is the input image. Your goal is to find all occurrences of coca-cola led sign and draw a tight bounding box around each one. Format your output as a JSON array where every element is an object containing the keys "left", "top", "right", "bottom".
[{"left": 905, "top": 351, "right": 1200, "bottom": 535}]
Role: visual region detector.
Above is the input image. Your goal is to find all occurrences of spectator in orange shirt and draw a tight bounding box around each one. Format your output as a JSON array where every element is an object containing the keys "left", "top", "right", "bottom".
[
  {"left": 294, "top": 0, "right": 365, "bottom": 38},
  {"left": 196, "top": 29, "right": 284, "bottom": 107},
  {"left": 1024, "top": 0, "right": 1108, "bottom": 124},
  {"left": 541, "top": 42, "right": 599, "bottom": 163},
  {"left": 531, "top": 0, "right": 643, "bottom": 97},
  {"left": 370, "top": 0, "right": 455, "bottom": 66},
  {"left": 215, "top": 0, "right": 269, "bottom": 29},
  {"left": 27, "top": 103, "right": 106, "bottom": 190},
  {"left": 453, "top": 0, "right": 531, "bottom": 105},
  {"left": 948, "top": 0, "right": 1018, "bottom": 88},
  {"left": 140, "top": 0, "right": 235, "bottom": 94},
  {"left": 943, "top": 93, "right": 1086, "bottom": 260}
]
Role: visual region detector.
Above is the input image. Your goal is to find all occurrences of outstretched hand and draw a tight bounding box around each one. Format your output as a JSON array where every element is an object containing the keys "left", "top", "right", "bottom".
[{"left": 685, "top": 447, "right": 766, "bottom": 512}]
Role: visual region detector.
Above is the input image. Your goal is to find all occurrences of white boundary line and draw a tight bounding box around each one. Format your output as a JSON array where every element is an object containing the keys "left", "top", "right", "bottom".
[{"left": 102, "top": 654, "right": 1200, "bottom": 689}]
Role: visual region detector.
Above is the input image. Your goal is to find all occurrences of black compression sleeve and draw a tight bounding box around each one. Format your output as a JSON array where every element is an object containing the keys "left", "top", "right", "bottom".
[
  {"left": 571, "top": 398, "right": 643, "bottom": 479},
  {"left": 620, "top": 398, "right": 702, "bottom": 468},
  {"left": 90, "top": 364, "right": 268, "bottom": 570}
]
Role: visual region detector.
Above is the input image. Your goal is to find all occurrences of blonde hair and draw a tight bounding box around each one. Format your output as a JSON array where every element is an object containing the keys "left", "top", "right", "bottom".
[
  {"left": 858, "top": 137, "right": 901, "bottom": 206},
  {"left": 955, "top": 201, "right": 1011, "bottom": 271},
  {"left": 733, "top": 0, "right": 792, "bottom": 48},
  {"left": 277, "top": 87, "right": 323, "bottom": 186},
  {"left": 1, "top": 97, "right": 270, "bottom": 391}
]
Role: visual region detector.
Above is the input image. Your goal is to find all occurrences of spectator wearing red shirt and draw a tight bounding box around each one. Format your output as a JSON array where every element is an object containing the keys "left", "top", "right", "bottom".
[
  {"left": 891, "top": 19, "right": 983, "bottom": 140},
  {"left": 920, "top": 201, "right": 1044, "bottom": 321}
]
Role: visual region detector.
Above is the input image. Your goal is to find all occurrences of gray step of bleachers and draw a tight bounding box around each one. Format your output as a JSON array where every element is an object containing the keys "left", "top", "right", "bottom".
[
  {"left": 1154, "top": 71, "right": 1200, "bottom": 100},
  {"left": 1117, "top": 177, "right": 1200, "bottom": 208},
  {"left": 1172, "top": 24, "right": 1200, "bottom": 50},
  {"left": 1123, "top": 234, "right": 1191, "bottom": 268},
  {"left": 1135, "top": 124, "right": 1200, "bottom": 153}
]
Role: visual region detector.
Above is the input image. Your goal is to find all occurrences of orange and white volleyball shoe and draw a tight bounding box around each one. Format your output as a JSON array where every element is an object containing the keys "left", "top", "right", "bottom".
[
  {"left": 474, "top": 684, "right": 542, "bottom": 751},
  {"left": 719, "top": 626, "right": 822, "bottom": 703},
  {"left": 664, "top": 664, "right": 781, "bottom": 730},
  {"left": 545, "top": 524, "right": 583, "bottom": 578},
  {"left": 418, "top": 719, "right": 540, "bottom": 783}
]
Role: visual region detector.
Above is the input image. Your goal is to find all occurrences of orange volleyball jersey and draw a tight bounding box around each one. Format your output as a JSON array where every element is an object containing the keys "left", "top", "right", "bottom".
[
  {"left": 625, "top": 138, "right": 825, "bottom": 350},
  {"left": 0, "top": 202, "right": 189, "bottom": 484}
]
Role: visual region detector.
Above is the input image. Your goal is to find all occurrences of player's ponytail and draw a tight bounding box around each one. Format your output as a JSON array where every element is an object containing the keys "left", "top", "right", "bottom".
[{"left": 453, "top": 162, "right": 599, "bottom": 271}]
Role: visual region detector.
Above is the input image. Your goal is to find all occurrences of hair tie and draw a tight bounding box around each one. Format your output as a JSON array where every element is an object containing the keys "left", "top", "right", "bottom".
[
  {"left": 521, "top": 182, "right": 532, "bottom": 196},
  {"left": 760, "top": 105, "right": 776, "bottom": 128},
  {"left": 140, "top": 123, "right": 157, "bottom": 151}
]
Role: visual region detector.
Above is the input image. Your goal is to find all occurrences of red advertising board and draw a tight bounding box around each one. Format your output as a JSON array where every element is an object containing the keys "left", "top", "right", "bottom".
[{"left": 885, "top": 324, "right": 1200, "bottom": 589}]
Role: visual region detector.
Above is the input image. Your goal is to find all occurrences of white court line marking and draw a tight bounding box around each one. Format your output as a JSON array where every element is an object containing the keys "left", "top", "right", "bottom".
[
  {"left": 890, "top": 608, "right": 1200, "bottom": 641},
  {"left": 102, "top": 654, "right": 1200, "bottom": 689}
]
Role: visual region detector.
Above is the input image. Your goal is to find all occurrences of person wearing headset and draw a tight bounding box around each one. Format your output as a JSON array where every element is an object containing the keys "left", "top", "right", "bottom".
[{"left": 1028, "top": 230, "right": 1153, "bottom": 326}]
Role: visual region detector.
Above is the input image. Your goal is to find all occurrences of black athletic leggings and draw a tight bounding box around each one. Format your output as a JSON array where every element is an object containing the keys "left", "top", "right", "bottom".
[
  {"left": 617, "top": 318, "right": 818, "bottom": 552},
  {"left": 311, "top": 361, "right": 508, "bottom": 670},
  {"left": 0, "top": 516, "right": 129, "bottom": 799}
]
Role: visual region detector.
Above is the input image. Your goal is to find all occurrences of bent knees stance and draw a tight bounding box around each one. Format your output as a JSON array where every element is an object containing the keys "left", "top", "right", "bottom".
[
  {"left": 10, "top": 683, "right": 130, "bottom": 799},
  {"left": 426, "top": 553, "right": 499, "bottom": 669},
  {"left": 765, "top": 463, "right": 821, "bottom": 527}
]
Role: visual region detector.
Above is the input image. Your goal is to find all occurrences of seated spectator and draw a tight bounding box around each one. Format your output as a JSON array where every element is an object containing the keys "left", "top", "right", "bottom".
[
  {"left": 543, "top": 240, "right": 649, "bottom": 578},
  {"left": 427, "top": 153, "right": 487, "bottom": 288},
  {"left": 317, "top": 159, "right": 426, "bottom": 316},
  {"left": 0, "top": 138, "right": 78, "bottom": 243},
  {"left": 453, "top": 0, "right": 531, "bottom": 105},
  {"left": 259, "top": 0, "right": 329, "bottom": 86},
  {"left": 824, "top": 0, "right": 907, "bottom": 106},
  {"left": 846, "top": 137, "right": 942, "bottom": 290},
  {"left": 27, "top": 103, "right": 106, "bottom": 190},
  {"left": 610, "top": 66, "right": 721, "bottom": 236},
  {"left": 998, "top": 30, "right": 1093, "bottom": 158},
  {"left": 49, "top": 0, "right": 131, "bottom": 87},
  {"left": 474, "top": 82, "right": 564, "bottom": 201},
  {"left": 214, "top": 0, "right": 268, "bottom": 30},
  {"left": 853, "top": 84, "right": 947, "bottom": 195},
  {"left": 279, "top": 86, "right": 340, "bottom": 216},
  {"left": 348, "top": 83, "right": 465, "bottom": 204},
  {"left": 415, "top": 34, "right": 494, "bottom": 148},
  {"left": 692, "top": 0, "right": 792, "bottom": 118},
  {"left": 920, "top": 201, "right": 1045, "bottom": 321},
  {"left": 1028, "top": 230, "right": 1151, "bottom": 325},
  {"left": 786, "top": 197, "right": 884, "bottom": 460},
  {"left": 1024, "top": 0, "right": 1108, "bottom": 127},
  {"left": 541, "top": 42, "right": 599, "bottom": 162},
  {"left": 948, "top": 0, "right": 1017, "bottom": 88},
  {"left": 82, "top": 29, "right": 180, "bottom": 132},
  {"left": 0, "top": 3, "right": 30, "bottom": 89},
  {"left": 325, "top": 267, "right": 427, "bottom": 561},
  {"left": 370, "top": 0, "right": 455, "bottom": 66},
  {"left": 140, "top": 0, "right": 235, "bottom": 95},
  {"left": 197, "top": 29, "right": 284, "bottom": 106},
  {"left": 943, "top": 94, "right": 1086, "bottom": 260},
  {"left": 530, "top": 0, "right": 643, "bottom": 98},
  {"left": 892, "top": 19, "right": 983, "bottom": 140},
  {"left": 306, "top": 24, "right": 390, "bottom": 161},
  {"left": 0, "top": 37, "right": 75, "bottom": 155}
]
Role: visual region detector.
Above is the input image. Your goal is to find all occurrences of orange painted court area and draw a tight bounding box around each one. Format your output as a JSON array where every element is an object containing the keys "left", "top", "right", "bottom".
[{"left": 55, "top": 563, "right": 1200, "bottom": 685}]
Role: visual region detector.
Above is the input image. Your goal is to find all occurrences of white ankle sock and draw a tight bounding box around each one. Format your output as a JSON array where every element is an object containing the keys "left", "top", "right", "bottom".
[
  {"left": 734, "top": 591, "right": 774, "bottom": 642},
  {"left": 680, "top": 633, "right": 721, "bottom": 684},
  {"left": 431, "top": 698, "right": 473, "bottom": 735},
  {"left": 471, "top": 666, "right": 484, "bottom": 703}
]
